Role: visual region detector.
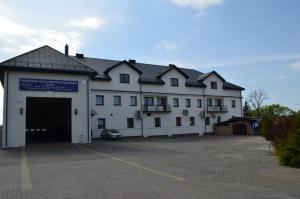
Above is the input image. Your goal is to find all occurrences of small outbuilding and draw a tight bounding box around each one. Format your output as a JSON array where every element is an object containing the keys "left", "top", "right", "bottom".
[{"left": 214, "top": 117, "right": 260, "bottom": 136}]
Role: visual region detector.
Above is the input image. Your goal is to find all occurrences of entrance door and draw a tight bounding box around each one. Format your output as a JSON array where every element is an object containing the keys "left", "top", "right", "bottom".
[
  {"left": 233, "top": 123, "right": 247, "bottom": 135},
  {"left": 26, "top": 97, "right": 72, "bottom": 144}
]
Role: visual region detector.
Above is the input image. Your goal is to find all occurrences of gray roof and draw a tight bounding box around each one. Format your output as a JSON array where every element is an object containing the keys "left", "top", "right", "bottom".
[
  {"left": 0, "top": 45, "right": 97, "bottom": 75},
  {"left": 72, "top": 56, "right": 244, "bottom": 90},
  {"left": 0, "top": 45, "right": 244, "bottom": 90}
]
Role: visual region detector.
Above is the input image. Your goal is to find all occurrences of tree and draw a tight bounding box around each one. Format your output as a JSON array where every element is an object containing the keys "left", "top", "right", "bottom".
[
  {"left": 243, "top": 101, "right": 252, "bottom": 117},
  {"left": 261, "top": 104, "right": 295, "bottom": 118},
  {"left": 247, "top": 89, "right": 269, "bottom": 118},
  {"left": 260, "top": 104, "right": 294, "bottom": 142}
]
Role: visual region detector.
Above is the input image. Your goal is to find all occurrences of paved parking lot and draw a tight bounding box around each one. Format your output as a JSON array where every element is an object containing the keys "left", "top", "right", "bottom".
[{"left": 0, "top": 135, "right": 300, "bottom": 199}]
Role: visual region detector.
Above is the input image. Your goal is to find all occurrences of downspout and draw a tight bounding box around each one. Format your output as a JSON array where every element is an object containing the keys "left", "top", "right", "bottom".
[
  {"left": 240, "top": 93, "right": 243, "bottom": 117},
  {"left": 87, "top": 76, "right": 90, "bottom": 142},
  {"left": 138, "top": 75, "right": 144, "bottom": 137},
  {"left": 5, "top": 71, "right": 9, "bottom": 148},
  {"left": 203, "top": 88, "right": 206, "bottom": 134}
]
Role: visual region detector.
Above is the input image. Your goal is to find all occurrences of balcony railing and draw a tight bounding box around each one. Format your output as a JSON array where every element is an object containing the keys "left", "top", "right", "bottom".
[
  {"left": 143, "top": 105, "right": 171, "bottom": 113},
  {"left": 207, "top": 105, "right": 228, "bottom": 113}
]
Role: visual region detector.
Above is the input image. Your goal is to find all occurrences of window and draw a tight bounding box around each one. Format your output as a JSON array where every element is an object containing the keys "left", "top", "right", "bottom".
[
  {"left": 215, "top": 99, "right": 221, "bottom": 106},
  {"left": 211, "top": 81, "right": 217, "bottom": 89},
  {"left": 114, "top": 96, "right": 121, "bottom": 106},
  {"left": 155, "top": 117, "right": 161, "bottom": 127},
  {"left": 176, "top": 117, "right": 182, "bottom": 126},
  {"left": 190, "top": 117, "right": 195, "bottom": 126},
  {"left": 185, "top": 99, "right": 191, "bottom": 107},
  {"left": 144, "top": 97, "right": 154, "bottom": 106},
  {"left": 127, "top": 118, "right": 134, "bottom": 128},
  {"left": 96, "top": 95, "right": 104, "bottom": 105},
  {"left": 98, "top": 118, "right": 106, "bottom": 129},
  {"left": 120, "top": 74, "right": 130, "bottom": 83},
  {"left": 173, "top": 98, "right": 179, "bottom": 107},
  {"left": 217, "top": 116, "right": 221, "bottom": 123},
  {"left": 231, "top": 100, "right": 236, "bottom": 108},
  {"left": 205, "top": 117, "right": 210, "bottom": 125},
  {"left": 130, "top": 96, "right": 137, "bottom": 106},
  {"left": 197, "top": 99, "right": 202, "bottom": 108},
  {"left": 207, "top": 99, "right": 212, "bottom": 106},
  {"left": 171, "top": 78, "right": 179, "bottom": 87},
  {"left": 157, "top": 97, "right": 167, "bottom": 106}
]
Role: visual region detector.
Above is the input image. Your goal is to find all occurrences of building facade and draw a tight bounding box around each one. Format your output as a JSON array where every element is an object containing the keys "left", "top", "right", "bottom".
[{"left": 0, "top": 45, "right": 244, "bottom": 148}]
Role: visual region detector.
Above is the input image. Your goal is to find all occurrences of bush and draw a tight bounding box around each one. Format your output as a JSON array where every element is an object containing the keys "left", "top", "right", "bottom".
[
  {"left": 276, "top": 111, "right": 300, "bottom": 168},
  {"left": 261, "top": 114, "right": 272, "bottom": 140},
  {"left": 277, "top": 128, "right": 300, "bottom": 168}
]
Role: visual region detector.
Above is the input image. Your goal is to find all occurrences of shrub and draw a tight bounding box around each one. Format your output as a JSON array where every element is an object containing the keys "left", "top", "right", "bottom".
[
  {"left": 261, "top": 114, "right": 272, "bottom": 140},
  {"left": 276, "top": 112, "right": 300, "bottom": 168},
  {"left": 277, "top": 128, "right": 300, "bottom": 168}
]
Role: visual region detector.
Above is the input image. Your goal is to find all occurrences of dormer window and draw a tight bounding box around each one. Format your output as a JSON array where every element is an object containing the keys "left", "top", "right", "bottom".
[
  {"left": 211, "top": 81, "right": 217, "bottom": 89},
  {"left": 120, "top": 74, "right": 130, "bottom": 83},
  {"left": 171, "top": 78, "right": 179, "bottom": 87}
]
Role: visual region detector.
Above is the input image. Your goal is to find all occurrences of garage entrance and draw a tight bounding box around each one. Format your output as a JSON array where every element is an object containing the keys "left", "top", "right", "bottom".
[
  {"left": 26, "top": 97, "right": 72, "bottom": 144},
  {"left": 233, "top": 123, "right": 247, "bottom": 135}
]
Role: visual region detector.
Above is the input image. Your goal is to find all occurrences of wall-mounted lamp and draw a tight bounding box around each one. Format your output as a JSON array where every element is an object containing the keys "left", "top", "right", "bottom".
[
  {"left": 20, "top": 107, "right": 24, "bottom": 115},
  {"left": 74, "top": 108, "right": 78, "bottom": 115}
]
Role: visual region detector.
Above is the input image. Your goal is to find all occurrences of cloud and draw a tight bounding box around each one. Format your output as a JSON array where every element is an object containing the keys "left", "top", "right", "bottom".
[
  {"left": 199, "top": 53, "right": 300, "bottom": 68},
  {"left": 66, "top": 17, "right": 105, "bottom": 29},
  {"left": 0, "top": 15, "right": 104, "bottom": 56},
  {"left": 290, "top": 60, "right": 300, "bottom": 70},
  {"left": 168, "top": 0, "right": 223, "bottom": 13},
  {"left": 276, "top": 75, "right": 288, "bottom": 80},
  {"left": 155, "top": 40, "right": 178, "bottom": 51},
  {"left": 249, "top": 80, "right": 261, "bottom": 84}
]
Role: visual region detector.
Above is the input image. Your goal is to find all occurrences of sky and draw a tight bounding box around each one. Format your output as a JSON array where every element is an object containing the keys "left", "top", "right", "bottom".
[{"left": 0, "top": 0, "right": 300, "bottom": 123}]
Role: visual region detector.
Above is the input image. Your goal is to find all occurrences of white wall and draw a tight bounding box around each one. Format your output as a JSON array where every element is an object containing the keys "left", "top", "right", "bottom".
[
  {"left": 90, "top": 91, "right": 142, "bottom": 137},
  {"left": 88, "top": 67, "right": 243, "bottom": 137},
  {"left": 142, "top": 94, "right": 205, "bottom": 137},
  {"left": 2, "top": 71, "right": 89, "bottom": 147},
  {"left": 2, "top": 65, "right": 244, "bottom": 147},
  {"left": 203, "top": 74, "right": 242, "bottom": 132},
  {"left": 90, "top": 63, "right": 140, "bottom": 92}
]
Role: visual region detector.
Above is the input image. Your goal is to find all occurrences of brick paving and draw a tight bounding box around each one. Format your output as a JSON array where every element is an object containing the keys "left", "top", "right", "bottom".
[{"left": 0, "top": 136, "right": 299, "bottom": 199}]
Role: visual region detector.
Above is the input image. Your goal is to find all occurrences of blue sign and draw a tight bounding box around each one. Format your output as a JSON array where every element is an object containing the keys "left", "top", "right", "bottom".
[
  {"left": 250, "top": 120, "right": 260, "bottom": 129},
  {"left": 19, "top": 78, "right": 78, "bottom": 92}
]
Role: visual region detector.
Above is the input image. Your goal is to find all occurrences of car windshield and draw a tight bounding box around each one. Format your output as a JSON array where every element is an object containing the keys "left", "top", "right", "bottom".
[{"left": 109, "top": 130, "right": 119, "bottom": 134}]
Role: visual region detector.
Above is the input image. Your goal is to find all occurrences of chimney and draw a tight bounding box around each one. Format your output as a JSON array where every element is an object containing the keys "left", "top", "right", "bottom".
[
  {"left": 169, "top": 64, "right": 176, "bottom": 67},
  {"left": 128, "top": 59, "right": 136, "bottom": 64},
  {"left": 65, "top": 44, "right": 69, "bottom": 56},
  {"left": 76, "top": 53, "right": 84, "bottom": 59}
]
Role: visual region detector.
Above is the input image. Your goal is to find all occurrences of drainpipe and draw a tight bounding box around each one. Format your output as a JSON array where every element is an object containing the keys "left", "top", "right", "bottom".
[
  {"left": 4, "top": 71, "right": 9, "bottom": 148},
  {"left": 139, "top": 75, "right": 144, "bottom": 137},
  {"left": 240, "top": 94, "right": 243, "bottom": 117},
  {"left": 203, "top": 88, "right": 206, "bottom": 134},
  {"left": 87, "top": 76, "right": 90, "bottom": 142}
]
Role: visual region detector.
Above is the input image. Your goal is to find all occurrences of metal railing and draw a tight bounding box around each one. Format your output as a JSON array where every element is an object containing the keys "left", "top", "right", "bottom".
[
  {"left": 143, "top": 105, "right": 171, "bottom": 112},
  {"left": 207, "top": 105, "right": 228, "bottom": 112}
]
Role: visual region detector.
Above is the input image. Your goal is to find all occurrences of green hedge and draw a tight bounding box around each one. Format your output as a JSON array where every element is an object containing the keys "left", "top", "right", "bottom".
[
  {"left": 261, "top": 111, "right": 300, "bottom": 168},
  {"left": 276, "top": 128, "right": 300, "bottom": 168}
]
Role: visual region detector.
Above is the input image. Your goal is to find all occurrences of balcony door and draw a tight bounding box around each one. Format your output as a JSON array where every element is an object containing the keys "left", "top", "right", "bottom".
[{"left": 157, "top": 97, "right": 167, "bottom": 106}]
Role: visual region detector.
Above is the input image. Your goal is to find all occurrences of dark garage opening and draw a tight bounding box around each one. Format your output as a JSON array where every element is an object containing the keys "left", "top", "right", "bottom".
[
  {"left": 233, "top": 123, "right": 247, "bottom": 135},
  {"left": 26, "top": 97, "right": 71, "bottom": 144}
]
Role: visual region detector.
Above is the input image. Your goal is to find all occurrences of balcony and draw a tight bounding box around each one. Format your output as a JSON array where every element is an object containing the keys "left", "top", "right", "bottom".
[
  {"left": 143, "top": 105, "right": 171, "bottom": 113},
  {"left": 207, "top": 105, "right": 228, "bottom": 113}
]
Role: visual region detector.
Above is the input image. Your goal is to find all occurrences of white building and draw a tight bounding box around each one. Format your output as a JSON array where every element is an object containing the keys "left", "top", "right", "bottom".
[{"left": 0, "top": 45, "right": 244, "bottom": 148}]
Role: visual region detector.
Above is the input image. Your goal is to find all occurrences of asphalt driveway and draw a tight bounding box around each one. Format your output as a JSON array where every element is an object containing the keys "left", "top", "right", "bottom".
[{"left": 0, "top": 135, "right": 299, "bottom": 199}]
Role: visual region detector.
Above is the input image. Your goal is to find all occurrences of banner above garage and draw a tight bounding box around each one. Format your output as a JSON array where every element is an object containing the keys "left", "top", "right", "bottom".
[{"left": 19, "top": 78, "right": 78, "bottom": 92}]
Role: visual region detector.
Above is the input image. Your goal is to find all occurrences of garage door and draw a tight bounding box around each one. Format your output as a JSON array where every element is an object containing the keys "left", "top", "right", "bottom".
[
  {"left": 26, "top": 97, "right": 71, "bottom": 144},
  {"left": 233, "top": 123, "right": 247, "bottom": 135}
]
